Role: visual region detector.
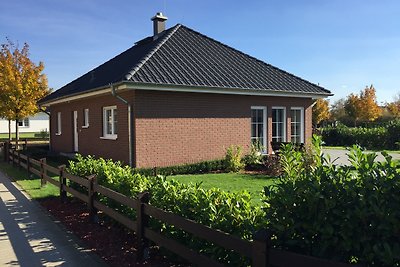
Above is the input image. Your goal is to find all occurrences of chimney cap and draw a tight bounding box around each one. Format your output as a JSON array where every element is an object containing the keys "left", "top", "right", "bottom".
[{"left": 151, "top": 12, "right": 168, "bottom": 22}]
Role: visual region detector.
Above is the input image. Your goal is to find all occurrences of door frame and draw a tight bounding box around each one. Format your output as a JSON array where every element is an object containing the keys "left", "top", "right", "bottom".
[{"left": 73, "top": 110, "right": 79, "bottom": 152}]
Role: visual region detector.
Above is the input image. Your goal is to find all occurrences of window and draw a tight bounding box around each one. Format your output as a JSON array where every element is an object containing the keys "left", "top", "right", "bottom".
[
  {"left": 103, "top": 106, "right": 117, "bottom": 139},
  {"left": 251, "top": 107, "right": 267, "bottom": 151},
  {"left": 272, "top": 107, "right": 286, "bottom": 142},
  {"left": 56, "top": 112, "right": 62, "bottom": 135},
  {"left": 291, "top": 107, "right": 304, "bottom": 143},
  {"left": 18, "top": 118, "right": 29, "bottom": 127},
  {"left": 83, "top": 108, "right": 89, "bottom": 127}
]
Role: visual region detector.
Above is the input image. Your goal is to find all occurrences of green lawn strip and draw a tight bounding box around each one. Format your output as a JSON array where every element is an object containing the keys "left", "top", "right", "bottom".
[
  {"left": 169, "top": 172, "right": 277, "bottom": 205},
  {"left": 0, "top": 132, "right": 36, "bottom": 139},
  {"left": 0, "top": 161, "right": 59, "bottom": 199}
]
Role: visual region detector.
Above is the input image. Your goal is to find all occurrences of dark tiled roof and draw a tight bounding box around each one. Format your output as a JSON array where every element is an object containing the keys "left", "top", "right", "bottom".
[{"left": 40, "top": 24, "right": 331, "bottom": 104}]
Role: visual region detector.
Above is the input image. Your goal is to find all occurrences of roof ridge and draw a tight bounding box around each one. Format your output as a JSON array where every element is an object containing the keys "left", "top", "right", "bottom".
[
  {"left": 178, "top": 25, "right": 330, "bottom": 94},
  {"left": 124, "top": 24, "right": 182, "bottom": 80}
]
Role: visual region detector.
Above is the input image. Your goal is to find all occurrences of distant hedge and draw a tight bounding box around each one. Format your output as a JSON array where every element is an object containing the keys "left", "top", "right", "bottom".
[{"left": 320, "top": 119, "right": 400, "bottom": 149}]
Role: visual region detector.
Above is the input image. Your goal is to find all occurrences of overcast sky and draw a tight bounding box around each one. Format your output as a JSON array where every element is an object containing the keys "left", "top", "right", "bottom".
[{"left": 1, "top": 0, "right": 399, "bottom": 104}]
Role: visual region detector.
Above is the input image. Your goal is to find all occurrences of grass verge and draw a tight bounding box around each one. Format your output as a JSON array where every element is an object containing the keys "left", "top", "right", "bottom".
[
  {"left": 0, "top": 160, "right": 59, "bottom": 199},
  {"left": 170, "top": 172, "right": 277, "bottom": 205}
]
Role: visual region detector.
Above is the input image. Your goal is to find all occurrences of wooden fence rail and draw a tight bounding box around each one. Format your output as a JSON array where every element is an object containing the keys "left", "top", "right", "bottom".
[{"left": 5, "top": 143, "right": 361, "bottom": 267}]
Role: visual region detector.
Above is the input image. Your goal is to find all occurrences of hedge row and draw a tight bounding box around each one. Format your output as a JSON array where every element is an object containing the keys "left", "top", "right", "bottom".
[
  {"left": 133, "top": 158, "right": 226, "bottom": 176},
  {"left": 320, "top": 119, "right": 400, "bottom": 149},
  {"left": 67, "top": 154, "right": 263, "bottom": 265},
  {"left": 264, "top": 136, "right": 400, "bottom": 266}
]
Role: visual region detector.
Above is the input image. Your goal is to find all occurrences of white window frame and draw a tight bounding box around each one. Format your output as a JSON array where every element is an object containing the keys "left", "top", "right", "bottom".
[
  {"left": 290, "top": 107, "right": 304, "bottom": 143},
  {"left": 56, "top": 112, "right": 62, "bottom": 135},
  {"left": 82, "top": 108, "right": 89, "bottom": 128},
  {"left": 18, "top": 118, "right": 29, "bottom": 127},
  {"left": 272, "top": 106, "right": 286, "bottom": 142},
  {"left": 102, "top": 106, "right": 117, "bottom": 140},
  {"left": 251, "top": 106, "right": 267, "bottom": 153}
]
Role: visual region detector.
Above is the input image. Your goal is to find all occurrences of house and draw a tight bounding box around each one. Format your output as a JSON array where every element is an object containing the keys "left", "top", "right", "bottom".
[
  {"left": 38, "top": 13, "right": 332, "bottom": 168},
  {"left": 0, "top": 112, "right": 49, "bottom": 135}
]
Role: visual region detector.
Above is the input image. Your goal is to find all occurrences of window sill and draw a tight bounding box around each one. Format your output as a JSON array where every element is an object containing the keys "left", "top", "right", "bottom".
[
  {"left": 82, "top": 125, "right": 89, "bottom": 129},
  {"left": 100, "top": 136, "right": 118, "bottom": 140}
]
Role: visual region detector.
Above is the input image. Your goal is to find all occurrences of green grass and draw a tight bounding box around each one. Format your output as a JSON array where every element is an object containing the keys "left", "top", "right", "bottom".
[
  {"left": 0, "top": 132, "right": 36, "bottom": 139},
  {"left": 0, "top": 160, "right": 59, "bottom": 199},
  {"left": 169, "top": 172, "right": 278, "bottom": 205}
]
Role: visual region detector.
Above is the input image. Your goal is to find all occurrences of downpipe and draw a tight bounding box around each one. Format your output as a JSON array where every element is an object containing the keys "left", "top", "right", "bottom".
[{"left": 110, "top": 83, "right": 134, "bottom": 167}]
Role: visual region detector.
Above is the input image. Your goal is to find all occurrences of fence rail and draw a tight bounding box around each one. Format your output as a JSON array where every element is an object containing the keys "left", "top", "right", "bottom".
[{"left": 3, "top": 143, "right": 361, "bottom": 267}]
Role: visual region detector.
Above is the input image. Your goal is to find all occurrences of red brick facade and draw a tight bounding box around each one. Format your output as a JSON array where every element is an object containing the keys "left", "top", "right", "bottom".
[{"left": 50, "top": 89, "right": 313, "bottom": 168}]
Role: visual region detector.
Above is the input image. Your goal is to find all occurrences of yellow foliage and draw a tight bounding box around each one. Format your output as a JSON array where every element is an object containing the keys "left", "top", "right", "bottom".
[
  {"left": 345, "top": 85, "right": 382, "bottom": 126},
  {"left": 0, "top": 39, "right": 49, "bottom": 121},
  {"left": 312, "top": 98, "right": 330, "bottom": 126}
]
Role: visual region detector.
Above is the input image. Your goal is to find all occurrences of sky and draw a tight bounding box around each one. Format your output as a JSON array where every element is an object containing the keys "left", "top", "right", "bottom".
[{"left": 1, "top": 0, "right": 399, "bottom": 104}]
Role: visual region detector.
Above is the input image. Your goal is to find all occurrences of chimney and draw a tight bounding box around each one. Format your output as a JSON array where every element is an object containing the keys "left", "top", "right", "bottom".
[{"left": 151, "top": 12, "right": 168, "bottom": 36}]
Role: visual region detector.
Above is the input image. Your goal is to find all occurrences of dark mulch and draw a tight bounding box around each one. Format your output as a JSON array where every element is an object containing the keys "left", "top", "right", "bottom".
[{"left": 38, "top": 197, "right": 185, "bottom": 267}]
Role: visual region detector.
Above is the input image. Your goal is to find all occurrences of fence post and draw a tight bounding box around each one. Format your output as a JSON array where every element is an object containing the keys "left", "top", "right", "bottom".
[
  {"left": 40, "top": 158, "right": 47, "bottom": 187},
  {"left": 58, "top": 165, "right": 67, "bottom": 203},
  {"left": 87, "top": 174, "right": 98, "bottom": 223},
  {"left": 26, "top": 155, "right": 30, "bottom": 178},
  {"left": 17, "top": 150, "right": 21, "bottom": 169},
  {"left": 153, "top": 167, "right": 157, "bottom": 176},
  {"left": 136, "top": 191, "right": 150, "bottom": 261},
  {"left": 3, "top": 142, "right": 8, "bottom": 162},
  {"left": 23, "top": 138, "right": 27, "bottom": 151},
  {"left": 252, "top": 229, "right": 271, "bottom": 267}
]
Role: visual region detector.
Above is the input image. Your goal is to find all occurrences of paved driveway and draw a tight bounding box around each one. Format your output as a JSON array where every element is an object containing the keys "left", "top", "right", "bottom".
[
  {"left": 0, "top": 171, "right": 107, "bottom": 267},
  {"left": 323, "top": 148, "right": 400, "bottom": 166}
]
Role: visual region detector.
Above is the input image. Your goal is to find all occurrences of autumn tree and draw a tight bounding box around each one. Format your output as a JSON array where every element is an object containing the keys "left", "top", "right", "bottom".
[
  {"left": 0, "top": 39, "right": 49, "bottom": 147},
  {"left": 386, "top": 92, "right": 400, "bottom": 118},
  {"left": 312, "top": 98, "right": 330, "bottom": 126},
  {"left": 345, "top": 85, "right": 382, "bottom": 126}
]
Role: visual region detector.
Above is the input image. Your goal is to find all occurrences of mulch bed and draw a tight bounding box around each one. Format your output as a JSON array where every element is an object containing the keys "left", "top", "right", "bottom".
[{"left": 38, "top": 197, "right": 185, "bottom": 267}]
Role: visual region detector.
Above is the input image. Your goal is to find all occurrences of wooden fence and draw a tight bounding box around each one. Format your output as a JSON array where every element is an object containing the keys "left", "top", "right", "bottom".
[{"left": 4, "top": 144, "right": 360, "bottom": 267}]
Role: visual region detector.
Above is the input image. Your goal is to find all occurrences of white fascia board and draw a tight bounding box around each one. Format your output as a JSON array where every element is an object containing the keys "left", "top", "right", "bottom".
[
  {"left": 39, "top": 83, "right": 126, "bottom": 107},
  {"left": 121, "top": 82, "right": 332, "bottom": 99}
]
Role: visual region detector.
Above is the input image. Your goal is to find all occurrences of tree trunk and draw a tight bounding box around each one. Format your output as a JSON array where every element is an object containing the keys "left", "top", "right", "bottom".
[
  {"left": 8, "top": 120, "right": 11, "bottom": 142},
  {"left": 15, "top": 119, "right": 19, "bottom": 150}
]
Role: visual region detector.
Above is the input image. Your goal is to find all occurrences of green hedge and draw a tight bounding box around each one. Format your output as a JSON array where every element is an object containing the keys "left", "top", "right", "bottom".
[
  {"left": 67, "top": 154, "right": 263, "bottom": 265},
  {"left": 320, "top": 119, "right": 400, "bottom": 149},
  {"left": 264, "top": 136, "right": 400, "bottom": 266},
  {"left": 133, "top": 158, "right": 226, "bottom": 176}
]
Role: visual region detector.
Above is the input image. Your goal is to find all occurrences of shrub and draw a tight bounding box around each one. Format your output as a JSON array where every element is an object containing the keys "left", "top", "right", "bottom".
[
  {"left": 67, "top": 154, "right": 263, "bottom": 265},
  {"left": 224, "top": 145, "right": 244, "bottom": 172},
  {"left": 263, "top": 135, "right": 400, "bottom": 266},
  {"left": 320, "top": 120, "right": 400, "bottom": 150},
  {"left": 386, "top": 119, "right": 400, "bottom": 149},
  {"left": 243, "top": 143, "right": 264, "bottom": 169},
  {"left": 133, "top": 159, "right": 225, "bottom": 176}
]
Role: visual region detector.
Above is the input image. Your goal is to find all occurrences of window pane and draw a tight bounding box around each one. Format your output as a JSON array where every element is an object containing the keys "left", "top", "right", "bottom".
[
  {"left": 258, "top": 123, "right": 263, "bottom": 139},
  {"left": 251, "top": 123, "right": 256, "bottom": 138},
  {"left": 251, "top": 109, "right": 256, "bottom": 123},
  {"left": 113, "top": 109, "right": 118, "bottom": 134},
  {"left": 256, "top": 110, "right": 262, "bottom": 123},
  {"left": 106, "top": 110, "right": 112, "bottom": 134}
]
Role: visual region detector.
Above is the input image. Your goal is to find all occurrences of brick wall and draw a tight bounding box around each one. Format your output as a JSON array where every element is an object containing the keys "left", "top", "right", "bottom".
[
  {"left": 134, "top": 90, "right": 314, "bottom": 168},
  {"left": 50, "top": 91, "right": 133, "bottom": 164},
  {"left": 49, "top": 89, "right": 314, "bottom": 168}
]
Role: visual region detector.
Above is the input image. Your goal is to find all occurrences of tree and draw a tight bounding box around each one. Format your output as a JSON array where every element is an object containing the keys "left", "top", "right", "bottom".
[
  {"left": 312, "top": 98, "right": 330, "bottom": 126},
  {"left": 345, "top": 85, "right": 381, "bottom": 126},
  {"left": 386, "top": 93, "right": 400, "bottom": 118},
  {"left": 0, "top": 39, "right": 49, "bottom": 147},
  {"left": 330, "top": 98, "right": 350, "bottom": 124}
]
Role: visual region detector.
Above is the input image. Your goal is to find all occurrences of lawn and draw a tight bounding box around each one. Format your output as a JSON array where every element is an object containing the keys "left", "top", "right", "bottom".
[
  {"left": 0, "top": 160, "right": 59, "bottom": 199},
  {"left": 0, "top": 132, "right": 36, "bottom": 139},
  {"left": 170, "top": 172, "right": 278, "bottom": 205}
]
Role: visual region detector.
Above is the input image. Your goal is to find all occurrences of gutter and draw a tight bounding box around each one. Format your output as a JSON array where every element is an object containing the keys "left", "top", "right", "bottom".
[{"left": 110, "top": 84, "right": 134, "bottom": 167}]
